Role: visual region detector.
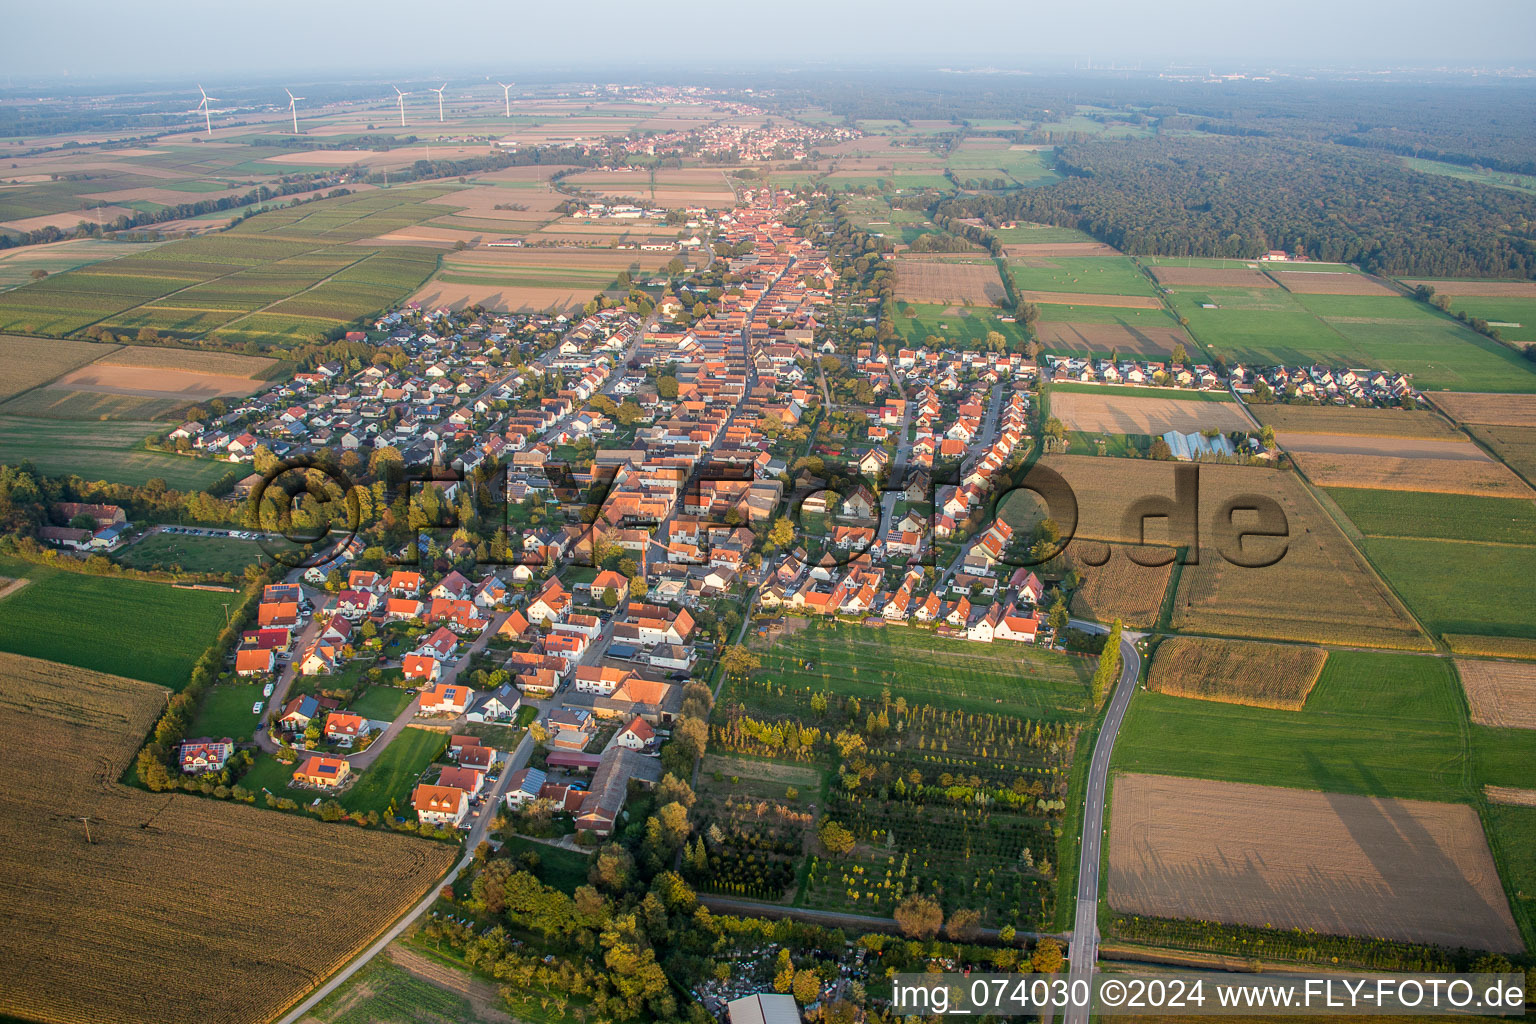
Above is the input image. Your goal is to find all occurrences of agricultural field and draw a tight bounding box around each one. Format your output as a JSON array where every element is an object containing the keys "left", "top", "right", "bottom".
[
  {"left": 1167, "top": 287, "right": 1536, "bottom": 391},
  {"left": 1466, "top": 424, "right": 1536, "bottom": 484},
  {"left": 0, "top": 187, "right": 452, "bottom": 349},
  {"left": 300, "top": 947, "right": 513, "bottom": 1024},
  {"left": 892, "top": 257, "right": 1005, "bottom": 306},
  {"left": 1250, "top": 403, "right": 1462, "bottom": 439},
  {"left": 1365, "top": 538, "right": 1536, "bottom": 643},
  {"left": 1107, "top": 773, "right": 1521, "bottom": 953},
  {"left": 1290, "top": 450, "right": 1533, "bottom": 497},
  {"left": 1008, "top": 256, "right": 1158, "bottom": 297},
  {"left": 892, "top": 301, "right": 1026, "bottom": 350},
  {"left": 1042, "top": 455, "right": 1427, "bottom": 649},
  {"left": 0, "top": 241, "right": 167, "bottom": 293},
  {"left": 711, "top": 620, "right": 1094, "bottom": 926},
  {"left": 991, "top": 223, "right": 1101, "bottom": 245},
  {"left": 1033, "top": 316, "right": 1188, "bottom": 356},
  {"left": 0, "top": 652, "right": 457, "bottom": 1024},
  {"left": 1457, "top": 659, "right": 1536, "bottom": 730},
  {"left": 1327, "top": 487, "right": 1536, "bottom": 544},
  {"left": 0, "top": 554, "right": 230, "bottom": 688},
  {"left": 411, "top": 245, "right": 673, "bottom": 313},
  {"left": 1065, "top": 544, "right": 1174, "bottom": 628},
  {"left": 0, "top": 333, "right": 118, "bottom": 401},
  {"left": 1146, "top": 636, "right": 1328, "bottom": 710},
  {"left": 1438, "top": 297, "right": 1536, "bottom": 345},
  {"left": 944, "top": 141, "right": 1060, "bottom": 187},
  {"left": 1149, "top": 264, "right": 1276, "bottom": 289},
  {"left": 1050, "top": 390, "right": 1252, "bottom": 436},
  {"left": 0, "top": 415, "right": 231, "bottom": 488},
  {"left": 1430, "top": 391, "right": 1536, "bottom": 427},
  {"left": 1113, "top": 651, "right": 1469, "bottom": 803},
  {"left": 1270, "top": 270, "right": 1398, "bottom": 295}
]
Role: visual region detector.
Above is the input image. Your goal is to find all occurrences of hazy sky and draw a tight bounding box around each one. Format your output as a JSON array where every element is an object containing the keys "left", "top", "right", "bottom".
[{"left": 10, "top": 0, "right": 1536, "bottom": 80}]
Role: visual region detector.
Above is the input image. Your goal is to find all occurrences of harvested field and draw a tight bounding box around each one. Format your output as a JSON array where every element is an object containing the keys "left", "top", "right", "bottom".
[
  {"left": 894, "top": 259, "right": 1004, "bottom": 305},
  {"left": 1404, "top": 280, "right": 1536, "bottom": 298},
  {"left": 0, "top": 652, "right": 457, "bottom": 1024},
  {"left": 1446, "top": 634, "right": 1536, "bottom": 660},
  {"left": 1271, "top": 271, "right": 1398, "bottom": 295},
  {"left": 1251, "top": 404, "right": 1461, "bottom": 439},
  {"left": 1290, "top": 451, "right": 1533, "bottom": 497},
  {"left": 1042, "top": 456, "right": 1428, "bottom": 649},
  {"left": 1485, "top": 786, "right": 1536, "bottom": 807},
  {"left": 1021, "top": 290, "right": 1161, "bottom": 309},
  {"left": 408, "top": 279, "right": 592, "bottom": 314},
  {"left": 1053, "top": 391, "right": 1252, "bottom": 435},
  {"left": 1066, "top": 544, "right": 1174, "bottom": 628},
  {"left": 93, "top": 346, "right": 275, "bottom": 376},
  {"left": 1034, "top": 321, "right": 1186, "bottom": 356},
  {"left": 1147, "top": 636, "right": 1328, "bottom": 710},
  {"left": 1108, "top": 773, "right": 1522, "bottom": 953},
  {"left": 1002, "top": 241, "right": 1118, "bottom": 257},
  {"left": 1430, "top": 392, "right": 1536, "bottom": 427},
  {"left": 1276, "top": 433, "right": 1490, "bottom": 460},
  {"left": 0, "top": 334, "right": 117, "bottom": 400},
  {"left": 1151, "top": 266, "right": 1276, "bottom": 288},
  {"left": 52, "top": 363, "right": 267, "bottom": 402},
  {"left": 445, "top": 247, "right": 673, "bottom": 273},
  {"left": 1467, "top": 424, "right": 1536, "bottom": 483},
  {"left": 1456, "top": 659, "right": 1536, "bottom": 730}
]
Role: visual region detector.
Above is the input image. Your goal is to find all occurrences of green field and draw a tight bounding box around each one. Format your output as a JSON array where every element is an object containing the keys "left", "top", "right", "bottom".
[
  {"left": 993, "top": 223, "right": 1100, "bottom": 244},
  {"left": 892, "top": 301, "right": 1026, "bottom": 350},
  {"left": 342, "top": 726, "right": 447, "bottom": 816},
  {"left": 303, "top": 955, "right": 502, "bottom": 1024},
  {"left": 1473, "top": 725, "right": 1536, "bottom": 791},
  {"left": 1009, "top": 256, "right": 1158, "bottom": 297},
  {"left": 1327, "top": 487, "right": 1536, "bottom": 544},
  {"left": 0, "top": 415, "right": 232, "bottom": 488},
  {"left": 1468, "top": 424, "right": 1536, "bottom": 483},
  {"left": 0, "top": 187, "right": 450, "bottom": 349},
  {"left": 1363, "top": 537, "right": 1536, "bottom": 640},
  {"left": 117, "top": 531, "right": 266, "bottom": 573},
  {"left": 1402, "top": 157, "right": 1536, "bottom": 196},
  {"left": 945, "top": 146, "right": 1059, "bottom": 187},
  {"left": 1035, "top": 305, "right": 1185, "bottom": 328},
  {"left": 1, "top": 386, "right": 185, "bottom": 421},
  {"left": 187, "top": 680, "right": 266, "bottom": 742},
  {"left": 1482, "top": 803, "right": 1536, "bottom": 946},
  {"left": 1440, "top": 296, "right": 1536, "bottom": 345},
  {"left": 0, "top": 240, "right": 166, "bottom": 292},
  {"left": 1167, "top": 288, "right": 1536, "bottom": 392},
  {"left": 1112, "top": 651, "right": 1472, "bottom": 803},
  {"left": 733, "top": 620, "right": 1093, "bottom": 720},
  {"left": 0, "top": 554, "right": 229, "bottom": 688},
  {"left": 1048, "top": 381, "right": 1234, "bottom": 402}
]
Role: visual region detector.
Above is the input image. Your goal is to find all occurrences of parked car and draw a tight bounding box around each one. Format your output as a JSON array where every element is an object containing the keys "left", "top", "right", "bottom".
[
  {"left": 252, "top": 701, "right": 264, "bottom": 714},
  {"left": 262, "top": 683, "right": 275, "bottom": 697}
]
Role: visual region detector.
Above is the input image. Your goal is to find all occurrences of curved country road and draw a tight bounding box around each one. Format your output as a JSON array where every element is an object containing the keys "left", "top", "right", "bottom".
[{"left": 1062, "top": 619, "right": 1142, "bottom": 1024}]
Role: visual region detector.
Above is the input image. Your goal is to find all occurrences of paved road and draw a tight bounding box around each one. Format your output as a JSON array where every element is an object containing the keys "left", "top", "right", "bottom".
[{"left": 1063, "top": 618, "right": 1143, "bottom": 1024}]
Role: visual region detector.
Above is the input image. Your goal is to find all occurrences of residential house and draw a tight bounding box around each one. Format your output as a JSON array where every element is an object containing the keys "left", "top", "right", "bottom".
[{"left": 293, "top": 755, "right": 351, "bottom": 788}]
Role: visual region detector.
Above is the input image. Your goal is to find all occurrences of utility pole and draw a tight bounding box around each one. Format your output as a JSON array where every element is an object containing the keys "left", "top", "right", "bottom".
[{"left": 222, "top": 602, "right": 232, "bottom": 627}]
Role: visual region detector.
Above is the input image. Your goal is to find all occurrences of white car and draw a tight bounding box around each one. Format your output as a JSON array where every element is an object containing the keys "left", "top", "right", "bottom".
[
  {"left": 262, "top": 683, "right": 274, "bottom": 697},
  {"left": 252, "top": 701, "right": 264, "bottom": 714}
]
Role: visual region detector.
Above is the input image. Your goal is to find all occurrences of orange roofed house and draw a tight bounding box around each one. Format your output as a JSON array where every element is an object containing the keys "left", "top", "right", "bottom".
[
  {"left": 412, "top": 784, "right": 469, "bottom": 828},
  {"left": 292, "top": 755, "right": 351, "bottom": 788}
]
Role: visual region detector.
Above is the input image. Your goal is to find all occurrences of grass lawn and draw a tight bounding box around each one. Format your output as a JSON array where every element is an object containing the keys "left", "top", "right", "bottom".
[
  {"left": 0, "top": 416, "right": 232, "bottom": 489},
  {"left": 1327, "top": 488, "right": 1536, "bottom": 544},
  {"left": 460, "top": 721, "right": 525, "bottom": 750},
  {"left": 892, "top": 301, "right": 1026, "bottom": 350},
  {"left": 0, "top": 554, "right": 229, "bottom": 688},
  {"left": 499, "top": 835, "right": 593, "bottom": 894},
  {"left": 116, "top": 531, "right": 266, "bottom": 573},
  {"left": 240, "top": 753, "right": 305, "bottom": 798},
  {"left": 1112, "top": 651, "right": 1473, "bottom": 803},
  {"left": 1008, "top": 256, "right": 1157, "bottom": 297},
  {"left": 349, "top": 684, "right": 415, "bottom": 721},
  {"left": 734, "top": 620, "right": 1093, "bottom": 721},
  {"left": 1362, "top": 537, "right": 1536, "bottom": 640},
  {"left": 342, "top": 726, "right": 446, "bottom": 817},
  {"left": 1439, "top": 296, "right": 1536, "bottom": 345},
  {"left": 188, "top": 680, "right": 265, "bottom": 742}
]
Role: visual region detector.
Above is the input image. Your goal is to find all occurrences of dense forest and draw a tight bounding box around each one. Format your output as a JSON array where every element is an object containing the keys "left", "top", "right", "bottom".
[{"left": 937, "top": 136, "right": 1536, "bottom": 278}]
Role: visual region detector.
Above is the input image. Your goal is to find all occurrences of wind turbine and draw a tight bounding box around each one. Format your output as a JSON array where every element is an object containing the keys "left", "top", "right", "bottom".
[
  {"left": 497, "top": 81, "right": 514, "bottom": 117},
  {"left": 393, "top": 86, "right": 408, "bottom": 127},
  {"left": 195, "top": 84, "right": 217, "bottom": 135},
  {"left": 284, "top": 88, "right": 304, "bottom": 134},
  {"left": 430, "top": 83, "right": 447, "bottom": 122}
]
